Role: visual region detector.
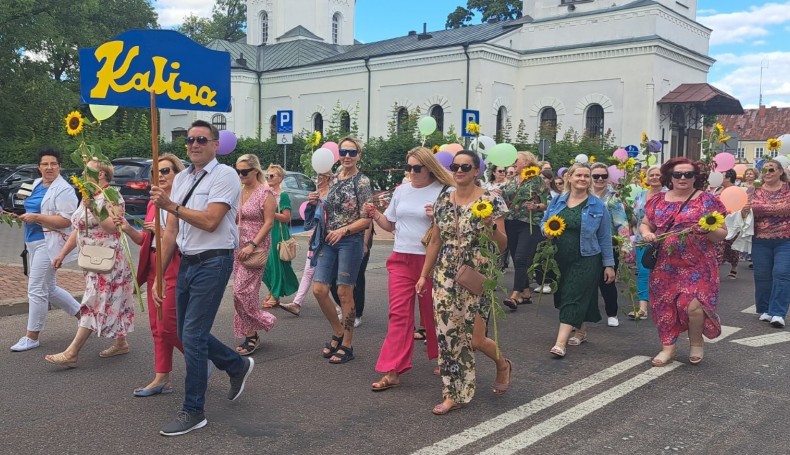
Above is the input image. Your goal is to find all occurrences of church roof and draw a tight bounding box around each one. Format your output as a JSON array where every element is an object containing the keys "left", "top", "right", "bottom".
[
  {"left": 276, "top": 25, "right": 322, "bottom": 42},
  {"left": 206, "top": 39, "right": 346, "bottom": 71}
]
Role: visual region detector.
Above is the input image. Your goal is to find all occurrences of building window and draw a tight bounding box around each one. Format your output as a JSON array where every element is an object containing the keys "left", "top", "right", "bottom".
[
  {"left": 429, "top": 105, "right": 444, "bottom": 134},
  {"left": 312, "top": 113, "right": 323, "bottom": 134},
  {"left": 332, "top": 13, "right": 341, "bottom": 44},
  {"left": 539, "top": 107, "right": 557, "bottom": 141},
  {"left": 211, "top": 114, "right": 227, "bottom": 131},
  {"left": 755, "top": 147, "right": 764, "bottom": 159},
  {"left": 736, "top": 147, "right": 745, "bottom": 159},
  {"left": 171, "top": 128, "right": 187, "bottom": 142},
  {"left": 585, "top": 104, "right": 604, "bottom": 138},
  {"left": 269, "top": 115, "right": 277, "bottom": 138},
  {"left": 339, "top": 110, "right": 351, "bottom": 134},
  {"left": 396, "top": 107, "right": 409, "bottom": 133},
  {"left": 260, "top": 12, "right": 269, "bottom": 45},
  {"left": 771, "top": 149, "right": 779, "bottom": 158},
  {"left": 495, "top": 106, "right": 507, "bottom": 142}
]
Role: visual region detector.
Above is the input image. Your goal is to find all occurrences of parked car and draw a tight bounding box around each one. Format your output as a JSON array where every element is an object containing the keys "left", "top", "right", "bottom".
[
  {"left": 1, "top": 165, "right": 39, "bottom": 213},
  {"left": 7, "top": 167, "right": 83, "bottom": 213},
  {"left": 283, "top": 171, "right": 315, "bottom": 221}
]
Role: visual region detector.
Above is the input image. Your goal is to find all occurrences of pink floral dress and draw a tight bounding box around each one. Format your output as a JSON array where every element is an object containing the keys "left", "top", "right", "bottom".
[
  {"left": 71, "top": 194, "right": 135, "bottom": 339},
  {"left": 233, "top": 185, "right": 277, "bottom": 338},
  {"left": 645, "top": 191, "right": 726, "bottom": 346}
]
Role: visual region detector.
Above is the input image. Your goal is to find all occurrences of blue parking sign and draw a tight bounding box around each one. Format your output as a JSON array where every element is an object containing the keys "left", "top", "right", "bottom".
[
  {"left": 461, "top": 109, "right": 480, "bottom": 137},
  {"left": 277, "top": 110, "right": 293, "bottom": 134}
]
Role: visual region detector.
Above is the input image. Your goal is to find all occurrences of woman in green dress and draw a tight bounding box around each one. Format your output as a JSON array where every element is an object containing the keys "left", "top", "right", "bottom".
[
  {"left": 262, "top": 164, "right": 299, "bottom": 308},
  {"left": 540, "top": 164, "right": 616, "bottom": 358}
]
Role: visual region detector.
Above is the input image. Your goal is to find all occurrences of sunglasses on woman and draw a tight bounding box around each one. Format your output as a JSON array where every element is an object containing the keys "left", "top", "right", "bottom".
[
  {"left": 671, "top": 171, "right": 696, "bottom": 179},
  {"left": 591, "top": 173, "right": 609, "bottom": 180},
  {"left": 449, "top": 163, "right": 474, "bottom": 173},
  {"left": 404, "top": 164, "right": 424, "bottom": 173},
  {"left": 236, "top": 168, "right": 254, "bottom": 177},
  {"left": 762, "top": 167, "right": 778, "bottom": 174},
  {"left": 494, "top": 169, "right": 505, "bottom": 174},
  {"left": 186, "top": 136, "right": 214, "bottom": 145},
  {"left": 339, "top": 149, "right": 359, "bottom": 157},
  {"left": 266, "top": 173, "right": 280, "bottom": 180},
  {"left": 156, "top": 167, "right": 172, "bottom": 176}
]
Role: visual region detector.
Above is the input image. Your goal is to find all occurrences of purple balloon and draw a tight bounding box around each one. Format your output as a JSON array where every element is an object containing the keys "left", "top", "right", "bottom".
[
  {"left": 435, "top": 151, "right": 453, "bottom": 170},
  {"left": 478, "top": 157, "right": 486, "bottom": 178},
  {"left": 648, "top": 140, "right": 662, "bottom": 153},
  {"left": 557, "top": 167, "right": 567, "bottom": 177},
  {"left": 217, "top": 130, "right": 237, "bottom": 156}
]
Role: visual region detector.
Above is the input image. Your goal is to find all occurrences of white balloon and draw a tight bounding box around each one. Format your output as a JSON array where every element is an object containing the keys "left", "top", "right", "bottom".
[
  {"left": 777, "top": 133, "right": 790, "bottom": 148},
  {"left": 575, "top": 154, "right": 589, "bottom": 164},
  {"left": 311, "top": 148, "right": 335, "bottom": 174},
  {"left": 472, "top": 135, "right": 497, "bottom": 153},
  {"left": 776, "top": 155, "right": 790, "bottom": 169},
  {"left": 708, "top": 171, "right": 724, "bottom": 187}
]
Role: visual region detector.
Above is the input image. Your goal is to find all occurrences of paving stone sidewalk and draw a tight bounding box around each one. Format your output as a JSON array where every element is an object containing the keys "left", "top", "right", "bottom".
[{"left": 0, "top": 264, "right": 85, "bottom": 317}]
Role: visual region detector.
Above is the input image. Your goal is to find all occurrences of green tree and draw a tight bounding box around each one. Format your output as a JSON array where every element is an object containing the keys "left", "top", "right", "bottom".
[
  {"left": 446, "top": 0, "right": 523, "bottom": 29},
  {"left": 176, "top": 0, "right": 246, "bottom": 45}
]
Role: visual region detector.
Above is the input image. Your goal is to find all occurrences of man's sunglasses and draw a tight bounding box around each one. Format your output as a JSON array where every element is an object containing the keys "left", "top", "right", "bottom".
[
  {"left": 449, "top": 163, "right": 474, "bottom": 173},
  {"left": 404, "top": 164, "right": 424, "bottom": 173},
  {"left": 591, "top": 174, "right": 609, "bottom": 180},
  {"left": 339, "top": 149, "right": 359, "bottom": 157},
  {"left": 671, "top": 171, "right": 696, "bottom": 179},
  {"left": 186, "top": 136, "right": 215, "bottom": 145},
  {"left": 236, "top": 168, "right": 254, "bottom": 177}
]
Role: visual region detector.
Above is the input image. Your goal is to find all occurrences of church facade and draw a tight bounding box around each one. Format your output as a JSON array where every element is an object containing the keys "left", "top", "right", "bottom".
[{"left": 160, "top": 0, "right": 725, "bottom": 158}]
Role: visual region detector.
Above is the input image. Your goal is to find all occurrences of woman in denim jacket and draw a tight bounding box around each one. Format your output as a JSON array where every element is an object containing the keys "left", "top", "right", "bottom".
[{"left": 541, "top": 164, "right": 616, "bottom": 358}]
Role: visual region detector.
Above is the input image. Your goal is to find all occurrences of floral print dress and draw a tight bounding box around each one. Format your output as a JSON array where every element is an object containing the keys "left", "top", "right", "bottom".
[
  {"left": 645, "top": 192, "right": 726, "bottom": 345},
  {"left": 72, "top": 194, "right": 134, "bottom": 339},
  {"left": 432, "top": 190, "right": 508, "bottom": 404},
  {"left": 234, "top": 185, "right": 276, "bottom": 338}
]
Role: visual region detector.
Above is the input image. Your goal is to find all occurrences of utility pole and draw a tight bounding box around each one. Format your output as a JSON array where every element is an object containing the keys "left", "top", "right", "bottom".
[{"left": 759, "top": 59, "right": 769, "bottom": 106}]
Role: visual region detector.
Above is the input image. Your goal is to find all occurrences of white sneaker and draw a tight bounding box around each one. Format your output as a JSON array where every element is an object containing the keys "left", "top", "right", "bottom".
[
  {"left": 354, "top": 317, "right": 362, "bottom": 328},
  {"left": 770, "top": 316, "right": 785, "bottom": 328},
  {"left": 336, "top": 307, "right": 342, "bottom": 320},
  {"left": 10, "top": 336, "right": 40, "bottom": 352},
  {"left": 607, "top": 317, "right": 620, "bottom": 327},
  {"left": 534, "top": 285, "right": 552, "bottom": 294},
  {"left": 759, "top": 313, "right": 772, "bottom": 322}
]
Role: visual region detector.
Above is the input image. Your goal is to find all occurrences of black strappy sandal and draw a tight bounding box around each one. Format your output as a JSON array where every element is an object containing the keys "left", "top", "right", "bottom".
[
  {"left": 322, "top": 334, "right": 344, "bottom": 358},
  {"left": 237, "top": 334, "right": 259, "bottom": 356}
]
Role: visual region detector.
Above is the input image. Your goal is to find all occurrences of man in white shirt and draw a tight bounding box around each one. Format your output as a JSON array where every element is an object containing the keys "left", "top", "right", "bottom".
[{"left": 151, "top": 120, "right": 253, "bottom": 437}]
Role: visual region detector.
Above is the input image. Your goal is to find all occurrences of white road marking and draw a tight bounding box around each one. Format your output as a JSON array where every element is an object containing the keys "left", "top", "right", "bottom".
[
  {"left": 741, "top": 305, "right": 756, "bottom": 314},
  {"left": 478, "top": 362, "right": 682, "bottom": 455},
  {"left": 704, "top": 325, "right": 741, "bottom": 343},
  {"left": 731, "top": 332, "right": 790, "bottom": 347},
  {"left": 411, "top": 356, "right": 651, "bottom": 455}
]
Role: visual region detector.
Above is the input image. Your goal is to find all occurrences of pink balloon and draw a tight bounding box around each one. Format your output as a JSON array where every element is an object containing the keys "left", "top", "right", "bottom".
[
  {"left": 714, "top": 153, "right": 735, "bottom": 172},
  {"left": 299, "top": 201, "right": 309, "bottom": 220},
  {"left": 607, "top": 165, "right": 625, "bottom": 183},
  {"left": 733, "top": 164, "right": 747, "bottom": 177},
  {"left": 612, "top": 148, "right": 628, "bottom": 163},
  {"left": 719, "top": 186, "right": 747, "bottom": 213},
  {"left": 322, "top": 142, "right": 339, "bottom": 162},
  {"left": 444, "top": 143, "right": 464, "bottom": 156}
]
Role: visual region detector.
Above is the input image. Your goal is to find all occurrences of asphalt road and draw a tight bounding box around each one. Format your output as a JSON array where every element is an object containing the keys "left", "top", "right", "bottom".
[{"left": 0, "top": 227, "right": 788, "bottom": 455}]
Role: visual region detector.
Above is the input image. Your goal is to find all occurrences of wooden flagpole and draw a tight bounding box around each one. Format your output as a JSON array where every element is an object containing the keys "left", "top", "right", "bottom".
[{"left": 150, "top": 91, "right": 163, "bottom": 320}]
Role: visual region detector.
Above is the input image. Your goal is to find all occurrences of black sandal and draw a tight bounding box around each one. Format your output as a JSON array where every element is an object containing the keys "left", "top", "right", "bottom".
[
  {"left": 413, "top": 327, "right": 427, "bottom": 341},
  {"left": 322, "top": 334, "right": 344, "bottom": 358},
  {"left": 503, "top": 298, "right": 519, "bottom": 310},
  {"left": 237, "top": 334, "right": 259, "bottom": 356},
  {"left": 328, "top": 345, "right": 354, "bottom": 364}
]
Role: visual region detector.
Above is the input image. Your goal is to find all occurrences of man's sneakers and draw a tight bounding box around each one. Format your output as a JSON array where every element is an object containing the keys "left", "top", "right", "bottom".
[
  {"left": 228, "top": 357, "right": 255, "bottom": 401},
  {"left": 759, "top": 313, "right": 772, "bottom": 322},
  {"left": 770, "top": 316, "right": 785, "bottom": 329},
  {"left": 160, "top": 411, "right": 207, "bottom": 437},
  {"left": 10, "top": 336, "right": 40, "bottom": 352}
]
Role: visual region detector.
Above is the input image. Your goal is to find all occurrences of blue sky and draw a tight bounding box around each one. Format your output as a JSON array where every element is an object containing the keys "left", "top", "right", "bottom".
[{"left": 154, "top": 1, "right": 790, "bottom": 108}]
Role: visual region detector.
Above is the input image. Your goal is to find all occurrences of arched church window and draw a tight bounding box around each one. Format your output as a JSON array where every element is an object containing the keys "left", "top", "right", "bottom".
[
  {"left": 429, "top": 105, "right": 444, "bottom": 134},
  {"left": 211, "top": 114, "right": 227, "bottom": 131},
  {"left": 496, "top": 106, "right": 507, "bottom": 142},
  {"left": 332, "top": 13, "right": 341, "bottom": 45},
  {"left": 313, "top": 113, "right": 324, "bottom": 134},
  {"left": 396, "top": 107, "right": 409, "bottom": 133},
  {"left": 539, "top": 107, "right": 557, "bottom": 141},
  {"left": 269, "top": 115, "right": 277, "bottom": 138},
  {"left": 261, "top": 12, "right": 269, "bottom": 45},
  {"left": 340, "top": 111, "right": 351, "bottom": 134},
  {"left": 585, "top": 104, "right": 604, "bottom": 139}
]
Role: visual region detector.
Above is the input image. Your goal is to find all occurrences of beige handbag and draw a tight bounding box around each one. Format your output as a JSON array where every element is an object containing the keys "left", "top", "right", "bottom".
[
  {"left": 277, "top": 196, "right": 298, "bottom": 262},
  {"left": 78, "top": 244, "right": 116, "bottom": 273},
  {"left": 453, "top": 196, "right": 485, "bottom": 296}
]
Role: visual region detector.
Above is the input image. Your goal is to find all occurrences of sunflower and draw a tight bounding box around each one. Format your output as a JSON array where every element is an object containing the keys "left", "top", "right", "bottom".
[
  {"left": 626, "top": 157, "right": 636, "bottom": 168},
  {"left": 432, "top": 145, "right": 440, "bottom": 154},
  {"left": 471, "top": 200, "right": 493, "bottom": 219},
  {"left": 719, "top": 135, "right": 731, "bottom": 144},
  {"left": 70, "top": 174, "right": 89, "bottom": 200},
  {"left": 589, "top": 155, "right": 596, "bottom": 163},
  {"left": 312, "top": 131, "right": 322, "bottom": 147},
  {"left": 521, "top": 166, "right": 540, "bottom": 179},
  {"left": 465, "top": 121, "right": 481, "bottom": 136},
  {"left": 640, "top": 173, "right": 650, "bottom": 189},
  {"left": 641, "top": 131, "right": 648, "bottom": 143},
  {"left": 767, "top": 138, "right": 782, "bottom": 152},
  {"left": 714, "top": 123, "right": 724, "bottom": 136},
  {"left": 544, "top": 215, "right": 566, "bottom": 237},
  {"left": 698, "top": 211, "right": 725, "bottom": 232},
  {"left": 65, "top": 111, "right": 84, "bottom": 136}
]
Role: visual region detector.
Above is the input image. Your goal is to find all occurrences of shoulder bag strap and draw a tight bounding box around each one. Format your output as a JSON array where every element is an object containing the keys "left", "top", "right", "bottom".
[
  {"left": 180, "top": 171, "right": 209, "bottom": 206},
  {"left": 662, "top": 189, "right": 697, "bottom": 234},
  {"left": 279, "top": 192, "right": 291, "bottom": 243},
  {"left": 453, "top": 194, "right": 463, "bottom": 270}
]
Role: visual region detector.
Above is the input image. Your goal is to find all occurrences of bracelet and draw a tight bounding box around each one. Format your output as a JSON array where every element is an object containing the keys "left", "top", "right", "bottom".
[
  {"left": 247, "top": 240, "right": 258, "bottom": 248},
  {"left": 174, "top": 204, "right": 181, "bottom": 218}
]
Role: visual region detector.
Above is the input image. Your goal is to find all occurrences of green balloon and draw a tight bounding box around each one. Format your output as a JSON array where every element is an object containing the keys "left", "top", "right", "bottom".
[
  {"left": 646, "top": 154, "right": 657, "bottom": 165},
  {"left": 487, "top": 143, "right": 518, "bottom": 167},
  {"left": 418, "top": 116, "right": 437, "bottom": 136}
]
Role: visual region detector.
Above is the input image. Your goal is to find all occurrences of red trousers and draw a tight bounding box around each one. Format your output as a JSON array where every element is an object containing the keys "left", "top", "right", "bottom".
[
  {"left": 145, "top": 250, "right": 183, "bottom": 373},
  {"left": 375, "top": 252, "right": 438, "bottom": 374}
]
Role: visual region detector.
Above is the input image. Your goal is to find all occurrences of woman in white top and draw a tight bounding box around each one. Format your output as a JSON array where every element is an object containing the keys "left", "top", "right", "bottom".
[{"left": 365, "top": 146, "right": 455, "bottom": 391}]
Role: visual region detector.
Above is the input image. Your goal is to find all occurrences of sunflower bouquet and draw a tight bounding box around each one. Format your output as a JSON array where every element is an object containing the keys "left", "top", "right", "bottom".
[
  {"left": 528, "top": 215, "right": 565, "bottom": 304},
  {"left": 700, "top": 123, "right": 730, "bottom": 169},
  {"left": 470, "top": 199, "right": 506, "bottom": 354},
  {"left": 511, "top": 165, "right": 543, "bottom": 234},
  {"left": 65, "top": 110, "right": 144, "bottom": 312}
]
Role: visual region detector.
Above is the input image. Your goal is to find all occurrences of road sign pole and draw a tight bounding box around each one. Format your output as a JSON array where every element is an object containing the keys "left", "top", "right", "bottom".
[{"left": 283, "top": 145, "right": 287, "bottom": 170}]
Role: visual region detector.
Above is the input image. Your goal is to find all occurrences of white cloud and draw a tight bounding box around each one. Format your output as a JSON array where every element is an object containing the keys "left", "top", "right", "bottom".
[
  {"left": 710, "top": 51, "right": 790, "bottom": 106},
  {"left": 153, "top": 0, "right": 216, "bottom": 28},
  {"left": 753, "top": 40, "right": 766, "bottom": 46},
  {"left": 698, "top": 2, "right": 790, "bottom": 46}
]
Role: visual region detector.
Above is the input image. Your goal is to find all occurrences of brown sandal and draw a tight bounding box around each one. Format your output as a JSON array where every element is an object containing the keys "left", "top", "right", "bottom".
[
  {"left": 99, "top": 344, "right": 129, "bottom": 358},
  {"left": 492, "top": 359, "right": 513, "bottom": 395},
  {"left": 45, "top": 352, "right": 77, "bottom": 368},
  {"left": 371, "top": 376, "right": 400, "bottom": 392}
]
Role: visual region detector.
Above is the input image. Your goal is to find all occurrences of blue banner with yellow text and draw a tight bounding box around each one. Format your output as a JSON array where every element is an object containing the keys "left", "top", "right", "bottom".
[{"left": 79, "top": 30, "right": 231, "bottom": 112}]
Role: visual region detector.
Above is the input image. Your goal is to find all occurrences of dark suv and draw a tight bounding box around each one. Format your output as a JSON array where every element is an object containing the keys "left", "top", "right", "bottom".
[{"left": 111, "top": 158, "right": 156, "bottom": 217}]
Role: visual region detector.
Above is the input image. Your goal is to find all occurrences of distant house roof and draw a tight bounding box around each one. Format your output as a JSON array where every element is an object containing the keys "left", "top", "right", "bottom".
[
  {"left": 277, "top": 25, "right": 322, "bottom": 42},
  {"left": 717, "top": 107, "right": 790, "bottom": 141},
  {"left": 657, "top": 83, "right": 744, "bottom": 115}
]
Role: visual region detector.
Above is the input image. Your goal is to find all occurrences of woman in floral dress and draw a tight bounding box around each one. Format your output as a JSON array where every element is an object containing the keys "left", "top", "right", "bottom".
[
  {"left": 233, "top": 154, "right": 277, "bottom": 355},
  {"left": 417, "top": 150, "right": 511, "bottom": 416},
  {"left": 45, "top": 160, "right": 135, "bottom": 367},
  {"left": 640, "top": 158, "right": 727, "bottom": 366}
]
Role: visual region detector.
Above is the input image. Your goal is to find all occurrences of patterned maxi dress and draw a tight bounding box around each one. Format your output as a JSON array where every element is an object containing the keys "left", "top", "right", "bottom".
[
  {"left": 645, "top": 192, "right": 726, "bottom": 345},
  {"left": 71, "top": 194, "right": 135, "bottom": 338},
  {"left": 432, "top": 190, "right": 508, "bottom": 404},
  {"left": 233, "top": 185, "right": 277, "bottom": 338}
]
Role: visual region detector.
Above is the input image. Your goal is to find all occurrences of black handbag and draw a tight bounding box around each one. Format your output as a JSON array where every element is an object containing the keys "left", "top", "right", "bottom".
[{"left": 641, "top": 190, "right": 697, "bottom": 270}]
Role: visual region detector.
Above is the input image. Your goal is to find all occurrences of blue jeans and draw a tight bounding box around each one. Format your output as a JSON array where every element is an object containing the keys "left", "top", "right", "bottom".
[
  {"left": 313, "top": 233, "right": 364, "bottom": 286},
  {"left": 176, "top": 254, "right": 245, "bottom": 415},
  {"left": 752, "top": 238, "right": 790, "bottom": 318},
  {"left": 635, "top": 245, "right": 650, "bottom": 303}
]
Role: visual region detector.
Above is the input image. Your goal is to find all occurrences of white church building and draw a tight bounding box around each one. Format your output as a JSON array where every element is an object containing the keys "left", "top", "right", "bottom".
[{"left": 160, "top": 0, "right": 743, "bottom": 161}]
